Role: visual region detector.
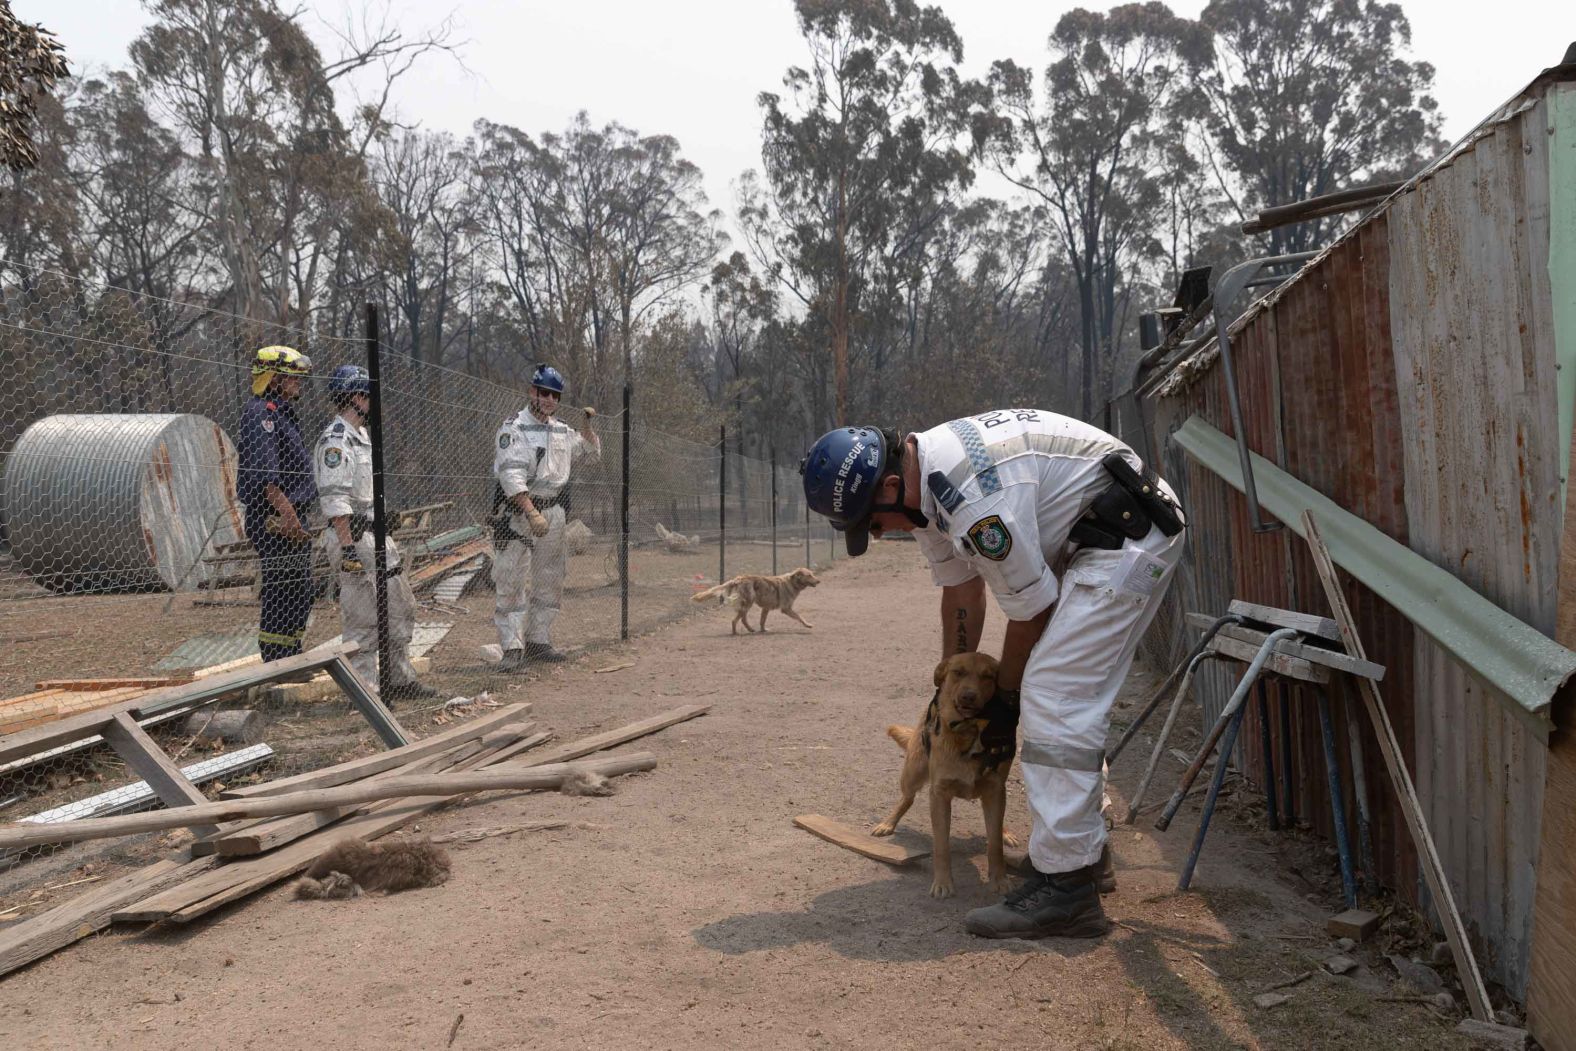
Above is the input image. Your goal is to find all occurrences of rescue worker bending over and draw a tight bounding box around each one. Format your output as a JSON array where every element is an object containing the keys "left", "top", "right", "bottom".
[
  {"left": 237, "top": 345, "right": 317, "bottom": 663},
  {"left": 313, "top": 365, "right": 438, "bottom": 703},
  {"left": 801, "top": 411, "right": 1186, "bottom": 939},
  {"left": 491, "top": 364, "right": 600, "bottom": 668}
]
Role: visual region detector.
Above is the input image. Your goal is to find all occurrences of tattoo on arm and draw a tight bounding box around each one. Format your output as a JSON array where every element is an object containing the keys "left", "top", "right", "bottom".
[{"left": 955, "top": 610, "right": 969, "bottom": 654}]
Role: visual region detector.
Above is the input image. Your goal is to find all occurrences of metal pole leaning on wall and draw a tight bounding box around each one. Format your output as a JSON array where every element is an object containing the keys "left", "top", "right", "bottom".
[
  {"left": 363, "top": 303, "right": 393, "bottom": 701},
  {"left": 619, "top": 382, "right": 631, "bottom": 641},
  {"left": 718, "top": 424, "right": 727, "bottom": 585},
  {"left": 770, "top": 449, "right": 778, "bottom": 575}
]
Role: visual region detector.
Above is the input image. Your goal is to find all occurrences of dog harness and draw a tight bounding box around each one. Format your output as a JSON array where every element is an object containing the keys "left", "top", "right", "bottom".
[{"left": 920, "top": 687, "right": 1020, "bottom": 773}]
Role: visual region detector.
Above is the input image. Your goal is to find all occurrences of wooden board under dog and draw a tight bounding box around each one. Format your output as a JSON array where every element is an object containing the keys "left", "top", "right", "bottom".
[{"left": 793, "top": 814, "right": 929, "bottom": 866}]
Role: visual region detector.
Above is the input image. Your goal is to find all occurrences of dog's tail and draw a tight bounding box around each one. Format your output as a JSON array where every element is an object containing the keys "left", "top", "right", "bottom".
[
  {"left": 886, "top": 725, "right": 915, "bottom": 750},
  {"left": 691, "top": 580, "right": 735, "bottom": 604}
]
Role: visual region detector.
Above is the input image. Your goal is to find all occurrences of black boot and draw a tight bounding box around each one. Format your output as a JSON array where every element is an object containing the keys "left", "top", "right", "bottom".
[
  {"left": 521, "top": 642, "right": 567, "bottom": 663},
  {"left": 498, "top": 648, "right": 528, "bottom": 671},
  {"left": 963, "top": 863, "right": 1110, "bottom": 940},
  {"left": 1013, "top": 844, "right": 1116, "bottom": 895}
]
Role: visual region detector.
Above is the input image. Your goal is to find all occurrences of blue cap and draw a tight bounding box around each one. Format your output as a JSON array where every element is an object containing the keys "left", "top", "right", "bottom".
[{"left": 800, "top": 426, "right": 887, "bottom": 556}]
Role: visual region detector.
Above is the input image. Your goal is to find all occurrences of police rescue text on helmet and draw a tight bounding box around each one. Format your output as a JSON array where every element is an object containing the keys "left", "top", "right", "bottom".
[{"left": 800, "top": 427, "right": 887, "bottom": 557}]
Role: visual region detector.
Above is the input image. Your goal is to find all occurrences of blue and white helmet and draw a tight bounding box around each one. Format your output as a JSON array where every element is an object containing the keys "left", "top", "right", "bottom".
[
  {"left": 327, "top": 364, "right": 371, "bottom": 398},
  {"left": 800, "top": 426, "right": 887, "bottom": 556},
  {"left": 531, "top": 363, "right": 566, "bottom": 395}
]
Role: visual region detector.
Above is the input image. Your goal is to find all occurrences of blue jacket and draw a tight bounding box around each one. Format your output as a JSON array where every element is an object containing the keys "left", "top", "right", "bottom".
[{"left": 237, "top": 395, "right": 316, "bottom": 527}]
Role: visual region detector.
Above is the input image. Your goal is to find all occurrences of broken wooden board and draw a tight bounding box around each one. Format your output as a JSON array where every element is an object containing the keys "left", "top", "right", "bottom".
[
  {"left": 0, "top": 854, "right": 217, "bottom": 978},
  {"left": 34, "top": 676, "right": 193, "bottom": 691},
  {"left": 1227, "top": 600, "right": 1342, "bottom": 643},
  {"left": 1206, "top": 633, "right": 1332, "bottom": 684},
  {"left": 1327, "top": 908, "right": 1381, "bottom": 942},
  {"left": 793, "top": 814, "right": 930, "bottom": 866},
  {"left": 1185, "top": 613, "right": 1386, "bottom": 681},
  {"left": 222, "top": 704, "right": 530, "bottom": 799}
]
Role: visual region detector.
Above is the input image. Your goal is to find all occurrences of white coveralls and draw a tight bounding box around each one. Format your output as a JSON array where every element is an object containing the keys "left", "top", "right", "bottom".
[
  {"left": 910, "top": 410, "right": 1185, "bottom": 875},
  {"left": 492, "top": 409, "right": 600, "bottom": 652},
  {"left": 313, "top": 414, "right": 420, "bottom": 689}
]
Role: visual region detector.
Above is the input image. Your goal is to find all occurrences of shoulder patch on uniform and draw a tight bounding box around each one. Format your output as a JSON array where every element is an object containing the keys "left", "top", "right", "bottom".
[
  {"left": 499, "top": 432, "right": 512, "bottom": 449},
  {"left": 264, "top": 401, "right": 278, "bottom": 411},
  {"left": 927, "top": 471, "right": 964, "bottom": 514},
  {"left": 331, "top": 421, "right": 345, "bottom": 434},
  {"left": 966, "top": 515, "right": 1012, "bottom": 562},
  {"left": 323, "top": 447, "right": 342, "bottom": 468},
  {"left": 261, "top": 418, "right": 275, "bottom": 433}
]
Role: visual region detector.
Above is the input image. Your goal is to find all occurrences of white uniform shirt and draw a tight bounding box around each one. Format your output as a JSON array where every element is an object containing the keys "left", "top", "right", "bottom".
[
  {"left": 910, "top": 409, "right": 1140, "bottom": 621},
  {"left": 313, "top": 414, "right": 373, "bottom": 519},
  {"left": 493, "top": 409, "right": 601, "bottom": 499}
]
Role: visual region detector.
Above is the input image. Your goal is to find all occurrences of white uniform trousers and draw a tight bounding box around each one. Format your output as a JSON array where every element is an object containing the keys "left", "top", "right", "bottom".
[
  {"left": 337, "top": 535, "right": 419, "bottom": 689},
  {"left": 1020, "top": 480, "right": 1185, "bottom": 874},
  {"left": 492, "top": 504, "right": 568, "bottom": 651}
]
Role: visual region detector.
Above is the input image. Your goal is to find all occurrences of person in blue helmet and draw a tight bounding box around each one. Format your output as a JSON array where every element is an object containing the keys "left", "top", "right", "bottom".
[
  {"left": 313, "top": 365, "right": 438, "bottom": 703},
  {"left": 490, "top": 364, "right": 600, "bottom": 668},
  {"left": 237, "top": 345, "right": 317, "bottom": 663},
  {"left": 801, "top": 412, "right": 1186, "bottom": 939}
]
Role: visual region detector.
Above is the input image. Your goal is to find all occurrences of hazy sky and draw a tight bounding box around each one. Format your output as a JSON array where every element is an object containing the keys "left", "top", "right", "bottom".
[{"left": 16, "top": 0, "right": 1570, "bottom": 217}]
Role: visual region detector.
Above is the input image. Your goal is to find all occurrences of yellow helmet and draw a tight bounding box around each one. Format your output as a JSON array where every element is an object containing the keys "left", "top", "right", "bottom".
[{"left": 250, "top": 345, "right": 312, "bottom": 395}]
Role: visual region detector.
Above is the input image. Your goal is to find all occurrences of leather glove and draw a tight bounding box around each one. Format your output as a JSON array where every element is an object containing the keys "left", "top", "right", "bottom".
[
  {"left": 339, "top": 545, "right": 364, "bottom": 573},
  {"left": 582, "top": 406, "right": 596, "bottom": 419},
  {"left": 526, "top": 508, "right": 550, "bottom": 537}
]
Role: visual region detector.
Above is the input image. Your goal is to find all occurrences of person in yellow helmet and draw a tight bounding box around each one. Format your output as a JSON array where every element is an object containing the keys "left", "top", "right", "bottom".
[{"left": 237, "top": 345, "right": 317, "bottom": 662}]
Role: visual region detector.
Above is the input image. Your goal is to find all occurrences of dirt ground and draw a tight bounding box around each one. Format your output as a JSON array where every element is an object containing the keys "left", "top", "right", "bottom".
[{"left": 0, "top": 541, "right": 1473, "bottom": 1050}]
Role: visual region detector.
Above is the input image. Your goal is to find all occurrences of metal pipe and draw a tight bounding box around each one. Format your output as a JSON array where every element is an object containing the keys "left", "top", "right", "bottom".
[
  {"left": 364, "top": 302, "right": 393, "bottom": 702},
  {"left": 1279, "top": 681, "right": 1296, "bottom": 825},
  {"left": 1242, "top": 180, "right": 1405, "bottom": 235},
  {"left": 1111, "top": 614, "right": 1243, "bottom": 763},
  {"left": 1156, "top": 628, "right": 1299, "bottom": 832},
  {"left": 1257, "top": 679, "right": 1279, "bottom": 832},
  {"left": 1125, "top": 649, "right": 1221, "bottom": 823},
  {"left": 1178, "top": 702, "right": 1248, "bottom": 891},
  {"left": 1317, "top": 686, "right": 1359, "bottom": 908}
]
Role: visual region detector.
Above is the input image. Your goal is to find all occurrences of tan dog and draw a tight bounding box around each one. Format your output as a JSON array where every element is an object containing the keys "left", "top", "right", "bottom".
[
  {"left": 691, "top": 567, "right": 819, "bottom": 634},
  {"left": 872, "top": 652, "right": 1020, "bottom": 898}
]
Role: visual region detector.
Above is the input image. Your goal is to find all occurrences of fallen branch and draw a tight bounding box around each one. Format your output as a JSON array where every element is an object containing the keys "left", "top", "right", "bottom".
[
  {"left": 0, "top": 753, "right": 655, "bottom": 850},
  {"left": 431, "top": 821, "right": 569, "bottom": 844}
]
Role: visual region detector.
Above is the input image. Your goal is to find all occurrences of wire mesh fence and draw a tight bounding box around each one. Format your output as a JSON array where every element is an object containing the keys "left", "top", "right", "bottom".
[{"left": 0, "top": 259, "right": 836, "bottom": 910}]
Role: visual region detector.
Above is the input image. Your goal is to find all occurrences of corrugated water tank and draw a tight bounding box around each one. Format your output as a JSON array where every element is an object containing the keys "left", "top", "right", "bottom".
[{"left": 3, "top": 414, "right": 246, "bottom": 592}]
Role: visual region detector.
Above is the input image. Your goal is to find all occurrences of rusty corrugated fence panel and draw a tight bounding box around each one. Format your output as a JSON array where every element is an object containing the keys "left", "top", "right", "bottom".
[{"left": 1384, "top": 99, "right": 1558, "bottom": 996}]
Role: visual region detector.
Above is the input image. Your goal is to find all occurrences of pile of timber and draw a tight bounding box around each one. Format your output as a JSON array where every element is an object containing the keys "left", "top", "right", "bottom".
[
  {"left": 0, "top": 677, "right": 196, "bottom": 736},
  {"left": 0, "top": 702, "right": 708, "bottom": 977}
]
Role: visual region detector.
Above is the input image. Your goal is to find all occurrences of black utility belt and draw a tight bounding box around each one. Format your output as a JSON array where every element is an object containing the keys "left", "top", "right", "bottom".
[
  {"left": 1068, "top": 454, "right": 1186, "bottom": 551},
  {"left": 526, "top": 490, "right": 570, "bottom": 510}
]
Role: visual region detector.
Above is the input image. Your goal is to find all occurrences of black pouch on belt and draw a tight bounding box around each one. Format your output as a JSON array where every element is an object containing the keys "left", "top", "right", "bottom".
[
  {"left": 348, "top": 513, "right": 372, "bottom": 542},
  {"left": 1100, "top": 453, "right": 1184, "bottom": 536}
]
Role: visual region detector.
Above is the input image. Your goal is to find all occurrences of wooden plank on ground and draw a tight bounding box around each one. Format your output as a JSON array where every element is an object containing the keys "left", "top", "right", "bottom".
[
  {"left": 0, "top": 854, "right": 217, "bottom": 977},
  {"left": 222, "top": 704, "right": 532, "bottom": 799},
  {"left": 1301, "top": 509, "right": 1492, "bottom": 1022},
  {"left": 0, "top": 752, "right": 655, "bottom": 850},
  {"left": 1206, "top": 633, "right": 1331, "bottom": 684},
  {"left": 1228, "top": 599, "right": 1342, "bottom": 642},
  {"left": 120, "top": 705, "right": 709, "bottom": 924},
  {"left": 793, "top": 814, "right": 929, "bottom": 866},
  {"left": 101, "top": 712, "right": 221, "bottom": 840},
  {"left": 209, "top": 732, "right": 550, "bottom": 857},
  {"left": 1185, "top": 613, "right": 1386, "bottom": 681},
  {"left": 34, "top": 677, "right": 192, "bottom": 691}
]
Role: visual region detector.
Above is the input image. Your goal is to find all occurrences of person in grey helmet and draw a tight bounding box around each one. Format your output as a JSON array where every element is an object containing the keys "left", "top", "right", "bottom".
[
  {"left": 801, "top": 411, "right": 1186, "bottom": 940},
  {"left": 490, "top": 363, "right": 600, "bottom": 668},
  {"left": 313, "top": 364, "right": 437, "bottom": 702}
]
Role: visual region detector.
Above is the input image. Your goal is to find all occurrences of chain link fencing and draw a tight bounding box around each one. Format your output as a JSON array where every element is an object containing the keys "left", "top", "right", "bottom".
[{"left": 0, "top": 260, "right": 837, "bottom": 915}]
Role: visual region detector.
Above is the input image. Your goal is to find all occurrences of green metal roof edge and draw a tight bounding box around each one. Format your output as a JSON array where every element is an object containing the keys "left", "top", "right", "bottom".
[{"left": 1174, "top": 416, "right": 1574, "bottom": 740}]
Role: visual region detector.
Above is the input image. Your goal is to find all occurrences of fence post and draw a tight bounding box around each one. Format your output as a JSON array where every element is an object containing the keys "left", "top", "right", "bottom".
[
  {"left": 363, "top": 303, "right": 393, "bottom": 701},
  {"left": 718, "top": 424, "right": 726, "bottom": 584},
  {"left": 805, "top": 498, "right": 811, "bottom": 569},
  {"left": 619, "top": 382, "right": 631, "bottom": 641},
  {"left": 770, "top": 449, "right": 778, "bottom": 575}
]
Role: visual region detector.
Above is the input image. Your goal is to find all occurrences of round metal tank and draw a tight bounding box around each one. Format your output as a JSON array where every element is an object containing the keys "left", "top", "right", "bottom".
[{"left": 3, "top": 414, "right": 247, "bottom": 593}]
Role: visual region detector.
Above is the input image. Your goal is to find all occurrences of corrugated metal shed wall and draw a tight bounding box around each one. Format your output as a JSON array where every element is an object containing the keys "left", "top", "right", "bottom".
[{"left": 1145, "top": 85, "right": 1560, "bottom": 995}]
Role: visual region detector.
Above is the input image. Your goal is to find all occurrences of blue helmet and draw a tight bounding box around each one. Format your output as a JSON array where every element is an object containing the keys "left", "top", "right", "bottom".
[
  {"left": 801, "top": 426, "right": 888, "bottom": 556},
  {"left": 327, "top": 364, "right": 371, "bottom": 400},
  {"left": 531, "top": 363, "right": 566, "bottom": 395}
]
